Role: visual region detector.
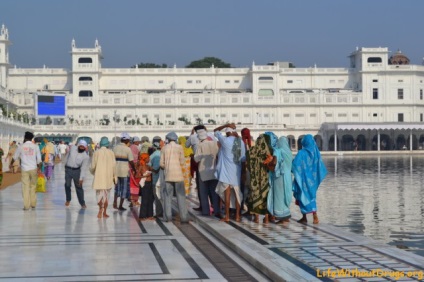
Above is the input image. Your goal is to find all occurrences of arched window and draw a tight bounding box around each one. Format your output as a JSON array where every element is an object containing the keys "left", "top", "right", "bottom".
[
  {"left": 258, "top": 76, "right": 273, "bottom": 81},
  {"left": 79, "top": 90, "right": 93, "bottom": 97},
  {"left": 367, "top": 57, "right": 382, "bottom": 63},
  {"left": 78, "top": 76, "right": 93, "bottom": 81},
  {"left": 78, "top": 57, "right": 92, "bottom": 63}
]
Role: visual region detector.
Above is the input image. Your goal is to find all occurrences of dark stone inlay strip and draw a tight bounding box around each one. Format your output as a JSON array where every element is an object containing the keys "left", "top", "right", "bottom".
[
  {"left": 171, "top": 239, "right": 209, "bottom": 280},
  {"left": 270, "top": 248, "right": 333, "bottom": 282},
  {"left": 155, "top": 218, "right": 173, "bottom": 236},
  {"left": 228, "top": 221, "right": 269, "bottom": 245},
  {"left": 130, "top": 205, "right": 205, "bottom": 279},
  {"left": 175, "top": 222, "right": 258, "bottom": 282},
  {"left": 130, "top": 208, "right": 147, "bottom": 233},
  {"left": 0, "top": 273, "right": 162, "bottom": 279},
  {"left": 0, "top": 276, "right": 202, "bottom": 282},
  {"left": 149, "top": 242, "right": 170, "bottom": 274},
  {"left": 0, "top": 240, "right": 173, "bottom": 247},
  {"left": 0, "top": 233, "right": 153, "bottom": 238}
]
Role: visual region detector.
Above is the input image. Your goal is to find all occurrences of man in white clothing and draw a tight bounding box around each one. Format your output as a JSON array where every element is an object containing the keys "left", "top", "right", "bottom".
[
  {"left": 194, "top": 129, "right": 220, "bottom": 217},
  {"left": 58, "top": 141, "right": 67, "bottom": 161},
  {"left": 12, "top": 131, "right": 42, "bottom": 210}
]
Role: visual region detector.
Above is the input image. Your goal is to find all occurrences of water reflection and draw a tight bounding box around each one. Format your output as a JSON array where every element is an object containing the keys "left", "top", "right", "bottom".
[{"left": 317, "top": 155, "right": 424, "bottom": 257}]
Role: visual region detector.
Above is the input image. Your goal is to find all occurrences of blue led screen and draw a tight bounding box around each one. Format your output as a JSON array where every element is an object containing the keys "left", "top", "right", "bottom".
[{"left": 37, "top": 95, "right": 66, "bottom": 116}]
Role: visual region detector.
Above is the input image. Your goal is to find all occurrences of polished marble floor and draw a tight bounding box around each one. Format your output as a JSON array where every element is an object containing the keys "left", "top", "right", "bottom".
[
  {"left": 0, "top": 164, "right": 225, "bottom": 281},
  {"left": 187, "top": 197, "right": 424, "bottom": 282},
  {"left": 3, "top": 162, "right": 424, "bottom": 281}
]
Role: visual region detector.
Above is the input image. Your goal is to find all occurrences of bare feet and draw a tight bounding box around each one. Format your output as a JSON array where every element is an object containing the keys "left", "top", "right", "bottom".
[
  {"left": 253, "top": 214, "right": 259, "bottom": 223},
  {"left": 235, "top": 216, "right": 241, "bottom": 222},
  {"left": 277, "top": 219, "right": 290, "bottom": 224},
  {"left": 313, "top": 213, "right": 319, "bottom": 224},
  {"left": 220, "top": 217, "right": 230, "bottom": 223},
  {"left": 103, "top": 211, "right": 109, "bottom": 218},
  {"left": 297, "top": 214, "right": 307, "bottom": 224},
  {"left": 97, "top": 208, "right": 103, "bottom": 218}
]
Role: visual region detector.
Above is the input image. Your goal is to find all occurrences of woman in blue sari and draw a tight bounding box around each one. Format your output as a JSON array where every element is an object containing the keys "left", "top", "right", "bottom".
[
  {"left": 267, "top": 135, "right": 293, "bottom": 223},
  {"left": 292, "top": 134, "right": 327, "bottom": 224}
]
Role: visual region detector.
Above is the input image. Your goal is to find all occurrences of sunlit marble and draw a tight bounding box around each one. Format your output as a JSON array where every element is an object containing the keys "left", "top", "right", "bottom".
[{"left": 0, "top": 163, "right": 224, "bottom": 281}]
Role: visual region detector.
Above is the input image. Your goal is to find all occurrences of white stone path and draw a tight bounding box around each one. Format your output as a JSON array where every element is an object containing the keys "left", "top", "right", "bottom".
[{"left": 2, "top": 162, "right": 424, "bottom": 281}]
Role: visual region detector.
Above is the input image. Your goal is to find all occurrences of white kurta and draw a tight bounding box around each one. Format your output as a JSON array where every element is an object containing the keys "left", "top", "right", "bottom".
[{"left": 90, "top": 147, "right": 116, "bottom": 190}]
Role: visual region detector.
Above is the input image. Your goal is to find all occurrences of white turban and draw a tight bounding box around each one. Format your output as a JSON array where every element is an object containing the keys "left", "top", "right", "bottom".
[{"left": 224, "top": 127, "right": 234, "bottom": 133}]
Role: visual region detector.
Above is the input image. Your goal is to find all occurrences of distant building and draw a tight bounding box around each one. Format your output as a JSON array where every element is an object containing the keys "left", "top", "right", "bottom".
[{"left": 1, "top": 24, "right": 424, "bottom": 151}]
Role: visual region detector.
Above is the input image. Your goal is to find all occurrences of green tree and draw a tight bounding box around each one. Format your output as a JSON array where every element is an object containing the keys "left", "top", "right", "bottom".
[
  {"left": 195, "top": 117, "right": 203, "bottom": 125},
  {"left": 186, "top": 57, "right": 231, "bottom": 68},
  {"left": 45, "top": 116, "right": 52, "bottom": 125},
  {"left": 178, "top": 116, "right": 191, "bottom": 125},
  {"left": 21, "top": 112, "right": 29, "bottom": 123},
  {"left": 132, "top": 62, "right": 168, "bottom": 68},
  {"left": 99, "top": 118, "right": 110, "bottom": 125}
]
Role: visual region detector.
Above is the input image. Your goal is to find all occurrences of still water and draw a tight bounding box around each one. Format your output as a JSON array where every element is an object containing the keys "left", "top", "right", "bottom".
[{"left": 291, "top": 155, "right": 424, "bottom": 257}]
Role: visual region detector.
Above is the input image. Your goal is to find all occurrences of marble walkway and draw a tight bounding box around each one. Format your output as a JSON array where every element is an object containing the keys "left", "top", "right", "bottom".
[
  {"left": 0, "top": 164, "right": 264, "bottom": 282},
  {"left": 1, "top": 162, "right": 424, "bottom": 281}
]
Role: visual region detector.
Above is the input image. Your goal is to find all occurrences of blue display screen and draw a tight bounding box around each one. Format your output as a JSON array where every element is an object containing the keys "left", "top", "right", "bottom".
[{"left": 37, "top": 95, "right": 66, "bottom": 116}]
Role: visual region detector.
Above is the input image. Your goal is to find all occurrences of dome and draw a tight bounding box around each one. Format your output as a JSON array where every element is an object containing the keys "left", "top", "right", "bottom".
[{"left": 389, "top": 49, "right": 410, "bottom": 65}]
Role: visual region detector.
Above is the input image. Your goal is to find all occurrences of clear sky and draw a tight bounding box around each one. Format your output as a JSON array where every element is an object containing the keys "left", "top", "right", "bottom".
[{"left": 1, "top": 0, "right": 423, "bottom": 69}]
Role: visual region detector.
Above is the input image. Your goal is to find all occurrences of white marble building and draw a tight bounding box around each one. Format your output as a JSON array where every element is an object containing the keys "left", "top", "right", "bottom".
[{"left": 1, "top": 24, "right": 424, "bottom": 151}]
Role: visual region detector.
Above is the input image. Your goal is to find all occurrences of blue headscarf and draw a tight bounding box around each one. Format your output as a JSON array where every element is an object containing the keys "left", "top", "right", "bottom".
[
  {"left": 267, "top": 135, "right": 293, "bottom": 217},
  {"left": 264, "top": 131, "right": 278, "bottom": 150},
  {"left": 292, "top": 134, "right": 327, "bottom": 214}
]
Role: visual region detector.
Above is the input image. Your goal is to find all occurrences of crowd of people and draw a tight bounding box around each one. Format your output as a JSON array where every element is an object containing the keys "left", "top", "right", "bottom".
[{"left": 6, "top": 124, "right": 328, "bottom": 225}]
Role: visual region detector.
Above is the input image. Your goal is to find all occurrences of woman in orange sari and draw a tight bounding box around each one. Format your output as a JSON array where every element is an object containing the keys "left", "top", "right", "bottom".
[
  {"left": 178, "top": 136, "right": 193, "bottom": 195},
  {"left": 138, "top": 153, "right": 154, "bottom": 220}
]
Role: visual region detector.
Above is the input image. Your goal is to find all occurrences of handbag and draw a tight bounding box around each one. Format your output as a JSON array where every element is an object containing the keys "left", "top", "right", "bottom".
[{"left": 36, "top": 173, "right": 46, "bottom": 193}]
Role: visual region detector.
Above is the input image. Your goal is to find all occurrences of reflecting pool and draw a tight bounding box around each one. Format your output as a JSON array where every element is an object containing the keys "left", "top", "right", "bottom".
[{"left": 290, "top": 155, "right": 424, "bottom": 257}]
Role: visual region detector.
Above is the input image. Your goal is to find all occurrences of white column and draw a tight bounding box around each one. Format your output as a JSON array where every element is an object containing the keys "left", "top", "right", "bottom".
[
  {"left": 377, "top": 130, "right": 380, "bottom": 152},
  {"left": 410, "top": 130, "right": 413, "bottom": 151},
  {"left": 334, "top": 128, "right": 337, "bottom": 151}
]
